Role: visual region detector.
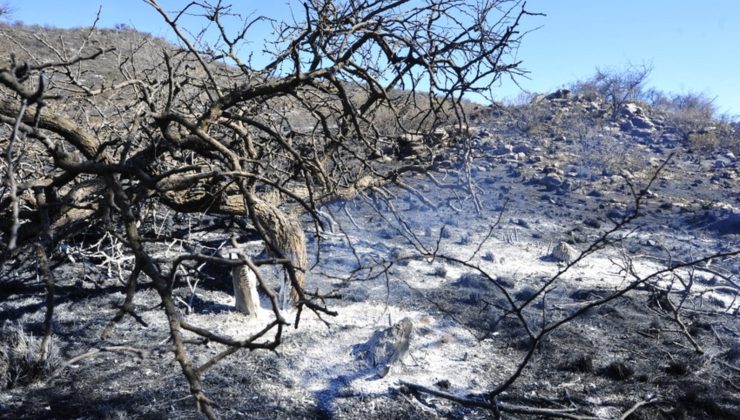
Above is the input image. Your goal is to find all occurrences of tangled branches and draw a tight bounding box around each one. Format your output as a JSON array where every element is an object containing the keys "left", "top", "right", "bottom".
[{"left": 0, "top": 1, "right": 535, "bottom": 417}]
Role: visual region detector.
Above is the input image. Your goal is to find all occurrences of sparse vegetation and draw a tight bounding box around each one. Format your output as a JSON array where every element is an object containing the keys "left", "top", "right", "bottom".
[{"left": 571, "top": 63, "right": 652, "bottom": 117}]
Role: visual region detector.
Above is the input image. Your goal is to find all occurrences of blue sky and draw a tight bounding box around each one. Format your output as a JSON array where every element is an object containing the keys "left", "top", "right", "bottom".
[{"left": 4, "top": 0, "right": 740, "bottom": 116}]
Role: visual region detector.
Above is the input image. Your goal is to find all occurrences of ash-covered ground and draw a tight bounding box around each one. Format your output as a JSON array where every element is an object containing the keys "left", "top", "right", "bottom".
[{"left": 1, "top": 94, "right": 739, "bottom": 419}]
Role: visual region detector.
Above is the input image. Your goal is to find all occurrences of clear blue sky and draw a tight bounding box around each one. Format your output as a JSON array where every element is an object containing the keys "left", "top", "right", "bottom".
[{"left": 4, "top": 0, "right": 740, "bottom": 117}]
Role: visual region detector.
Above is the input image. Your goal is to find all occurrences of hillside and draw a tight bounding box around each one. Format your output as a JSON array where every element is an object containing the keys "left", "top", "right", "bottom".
[{"left": 1, "top": 20, "right": 739, "bottom": 420}]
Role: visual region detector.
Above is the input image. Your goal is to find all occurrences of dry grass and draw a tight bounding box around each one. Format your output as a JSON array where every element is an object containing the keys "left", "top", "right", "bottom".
[{"left": 0, "top": 322, "right": 61, "bottom": 389}]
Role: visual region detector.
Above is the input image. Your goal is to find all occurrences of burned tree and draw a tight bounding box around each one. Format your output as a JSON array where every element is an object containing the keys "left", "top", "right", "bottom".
[{"left": 0, "top": 0, "right": 536, "bottom": 417}]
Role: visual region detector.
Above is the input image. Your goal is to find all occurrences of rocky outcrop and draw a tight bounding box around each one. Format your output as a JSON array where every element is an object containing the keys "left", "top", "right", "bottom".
[{"left": 546, "top": 89, "right": 572, "bottom": 101}]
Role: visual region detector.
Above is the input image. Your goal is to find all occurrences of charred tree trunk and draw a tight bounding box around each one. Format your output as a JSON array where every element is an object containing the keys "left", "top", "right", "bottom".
[
  {"left": 221, "top": 247, "right": 260, "bottom": 319},
  {"left": 245, "top": 194, "right": 307, "bottom": 308}
]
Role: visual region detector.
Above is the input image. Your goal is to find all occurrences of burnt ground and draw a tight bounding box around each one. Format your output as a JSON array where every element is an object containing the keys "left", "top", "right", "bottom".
[{"left": 1, "top": 99, "right": 739, "bottom": 419}]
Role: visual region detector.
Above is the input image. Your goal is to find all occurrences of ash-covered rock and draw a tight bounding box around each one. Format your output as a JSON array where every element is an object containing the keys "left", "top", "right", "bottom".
[
  {"left": 351, "top": 318, "right": 413, "bottom": 378},
  {"left": 551, "top": 241, "right": 579, "bottom": 263}
]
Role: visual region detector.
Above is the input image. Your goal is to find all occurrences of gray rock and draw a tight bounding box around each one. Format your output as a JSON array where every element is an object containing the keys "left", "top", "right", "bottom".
[
  {"left": 551, "top": 241, "right": 579, "bottom": 263},
  {"left": 619, "top": 121, "right": 634, "bottom": 132},
  {"left": 630, "top": 115, "right": 654, "bottom": 130},
  {"left": 708, "top": 212, "right": 740, "bottom": 235},
  {"left": 539, "top": 174, "right": 563, "bottom": 189},
  {"left": 620, "top": 102, "right": 644, "bottom": 116},
  {"left": 351, "top": 318, "right": 414, "bottom": 378},
  {"left": 530, "top": 93, "right": 546, "bottom": 104},
  {"left": 631, "top": 128, "right": 654, "bottom": 138},
  {"left": 515, "top": 218, "right": 531, "bottom": 228},
  {"left": 492, "top": 144, "right": 513, "bottom": 155}
]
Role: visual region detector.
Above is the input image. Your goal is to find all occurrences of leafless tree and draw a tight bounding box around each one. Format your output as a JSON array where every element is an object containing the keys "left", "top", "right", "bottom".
[{"left": 0, "top": 0, "right": 538, "bottom": 417}]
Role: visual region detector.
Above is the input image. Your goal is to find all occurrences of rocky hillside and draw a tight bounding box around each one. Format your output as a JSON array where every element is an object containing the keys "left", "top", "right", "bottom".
[{"left": 1, "top": 21, "right": 739, "bottom": 420}]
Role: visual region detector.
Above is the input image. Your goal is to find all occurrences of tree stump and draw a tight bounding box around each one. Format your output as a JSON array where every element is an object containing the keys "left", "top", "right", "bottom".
[{"left": 221, "top": 248, "right": 259, "bottom": 319}]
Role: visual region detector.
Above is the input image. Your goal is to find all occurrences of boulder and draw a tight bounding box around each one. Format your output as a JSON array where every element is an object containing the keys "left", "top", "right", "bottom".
[
  {"left": 551, "top": 241, "right": 579, "bottom": 263},
  {"left": 546, "top": 89, "right": 572, "bottom": 100},
  {"left": 538, "top": 174, "right": 563, "bottom": 190},
  {"left": 620, "top": 102, "right": 644, "bottom": 116},
  {"left": 630, "top": 115, "right": 655, "bottom": 130}
]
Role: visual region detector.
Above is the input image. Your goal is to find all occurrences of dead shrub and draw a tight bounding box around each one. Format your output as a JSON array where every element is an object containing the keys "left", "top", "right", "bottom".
[
  {"left": 570, "top": 64, "right": 652, "bottom": 117},
  {"left": 602, "top": 360, "right": 634, "bottom": 380},
  {"left": 560, "top": 353, "right": 594, "bottom": 373},
  {"left": 688, "top": 129, "right": 720, "bottom": 151}
]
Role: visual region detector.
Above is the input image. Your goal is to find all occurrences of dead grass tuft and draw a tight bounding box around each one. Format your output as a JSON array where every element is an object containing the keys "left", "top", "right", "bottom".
[{"left": 0, "top": 323, "right": 62, "bottom": 389}]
